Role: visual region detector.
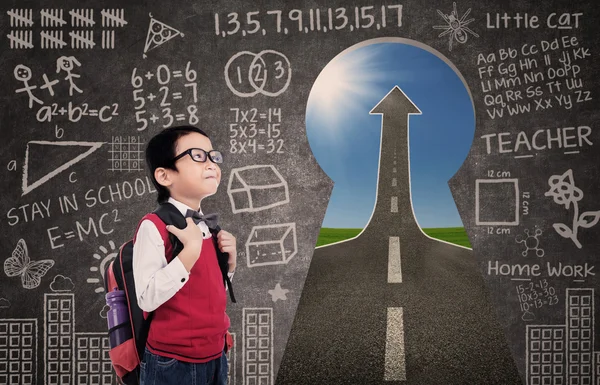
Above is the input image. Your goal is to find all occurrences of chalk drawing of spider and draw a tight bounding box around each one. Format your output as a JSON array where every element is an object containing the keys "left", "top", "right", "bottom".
[{"left": 433, "top": 2, "right": 479, "bottom": 51}]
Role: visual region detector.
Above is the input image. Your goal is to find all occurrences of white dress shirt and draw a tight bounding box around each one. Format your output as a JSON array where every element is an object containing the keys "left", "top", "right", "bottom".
[{"left": 133, "top": 197, "right": 233, "bottom": 312}]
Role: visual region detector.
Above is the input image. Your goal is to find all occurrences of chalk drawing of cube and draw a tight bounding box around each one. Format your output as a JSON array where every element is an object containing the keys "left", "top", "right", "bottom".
[
  {"left": 246, "top": 223, "right": 297, "bottom": 267},
  {"left": 475, "top": 178, "right": 520, "bottom": 226},
  {"left": 228, "top": 165, "right": 289, "bottom": 213}
]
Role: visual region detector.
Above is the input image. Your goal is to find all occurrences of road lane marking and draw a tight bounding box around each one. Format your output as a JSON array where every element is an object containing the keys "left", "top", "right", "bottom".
[
  {"left": 385, "top": 307, "right": 406, "bottom": 381},
  {"left": 392, "top": 177, "right": 397, "bottom": 187},
  {"left": 388, "top": 236, "right": 401, "bottom": 283},
  {"left": 391, "top": 196, "right": 398, "bottom": 213},
  {"left": 393, "top": 167, "right": 397, "bottom": 173}
]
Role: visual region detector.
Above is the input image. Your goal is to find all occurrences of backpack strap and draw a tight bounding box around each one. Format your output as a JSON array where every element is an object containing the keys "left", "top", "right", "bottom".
[
  {"left": 153, "top": 203, "right": 187, "bottom": 261},
  {"left": 209, "top": 225, "right": 237, "bottom": 303}
]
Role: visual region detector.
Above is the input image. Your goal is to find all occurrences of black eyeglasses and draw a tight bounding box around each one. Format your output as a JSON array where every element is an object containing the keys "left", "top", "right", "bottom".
[{"left": 172, "top": 148, "right": 224, "bottom": 164}]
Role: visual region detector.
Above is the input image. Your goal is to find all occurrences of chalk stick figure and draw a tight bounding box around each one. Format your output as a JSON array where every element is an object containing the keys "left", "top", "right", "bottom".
[
  {"left": 56, "top": 56, "right": 83, "bottom": 96},
  {"left": 14, "top": 64, "right": 43, "bottom": 109}
]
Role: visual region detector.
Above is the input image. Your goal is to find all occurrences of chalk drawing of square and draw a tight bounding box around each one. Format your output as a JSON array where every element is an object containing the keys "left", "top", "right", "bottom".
[
  {"left": 553, "top": 341, "right": 563, "bottom": 351},
  {"left": 228, "top": 165, "right": 289, "bottom": 213},
  {"left": 542, "top": 329, "right": 552, "bottom": 340},
  {"left": 475, "top": 179, "right": 519, "bottom": 226},
  {"left": 582, "top": 329, "right": 591, "bottom": 340},
  {"left": 78, "top": 339, "right": 88, "bottom": 349},
  {"left": 246, "top": 223, "right": 297, "bottom": 267},
  {"left": 23, "top": 349, "right": 32, "bottom": 360},
  {"left": 258, "top": 363, "right": 269, "bottom": 375},
  {"left": 48, "top": 336, "right": 59, "bottom": 347},
  {"left": 90, "top": 338, "right": 101, "bottom": 348},
  {"left": 60, "top": 299, "right": 71, "bottom": 310},
  {"left": 554, "top": 365, "right": 563, "bottom": 376},
  {"left": 259, "top": 338, "right": 269, "bottom": 349},
  {"left": 554, "top": 329, "right": 563, "bottom": 339},
  {"left": 247, "top": 313, "right": 257, "bottom": 325},
  {"left": 582, "top": 318, "right": 591, "bottom": 328},
  {"left": 49, "top": 324, "right": 59, "bottom": 335},
  {"left": 582, "top": 353, "right": 591, "bottom": 363},
  {"left": 259, "top": 350, "right": 269, "bottom": 362},
  {"left": 90, "top": 349, "right": 100, "bottom": 360},
  {"left": 60, "top": 312, "right": 70, "bottom": 323},
  {"left": 48, "top": 300, "right": 59, "bottom": 311},
  {"left": 62, "top": 349, "right": 72, "bottom": 361},
  {"left": 259, "top": 314, "right": 269, "bottom": 325},
  {"left": 259, "top": 326, "right": 269, "bottom": 337},
  {"left": 48, "top": 362, "right": 59, "bottom": 374},
  {"left": 9, "top": 336, "right": 19, "bottom": 348},
  {"left": 581, "top": 295, "right": 591, "bottom": 306},
  {"left": 60, "top": 324, "right": 70, "bottom": 335}
]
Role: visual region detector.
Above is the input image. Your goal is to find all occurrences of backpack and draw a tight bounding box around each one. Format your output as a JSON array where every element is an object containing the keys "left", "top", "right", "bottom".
[{"left": 103, "top": 202, "right": 236, "bottom": 385}]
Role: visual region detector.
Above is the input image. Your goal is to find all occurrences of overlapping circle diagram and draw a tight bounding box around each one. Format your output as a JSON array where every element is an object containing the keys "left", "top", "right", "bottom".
[{"left": 225, "top": 50, "right": 291, "bottom": 97}]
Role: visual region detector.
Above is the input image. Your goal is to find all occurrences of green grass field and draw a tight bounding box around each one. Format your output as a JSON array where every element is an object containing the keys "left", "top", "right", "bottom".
[{"left": 317, "top": 227, "right": 471, "bottom": 248}]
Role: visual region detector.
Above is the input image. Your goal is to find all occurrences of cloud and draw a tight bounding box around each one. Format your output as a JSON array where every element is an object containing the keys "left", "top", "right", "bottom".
[
  {"left": 50, "top": 275, "right": 75, "bottom": 292},
  {"left": 100, "top": 304, "right": 110, "bottom": 319},
  {"left": 0, "top": 298, "right": 10, "bottom": 309}
]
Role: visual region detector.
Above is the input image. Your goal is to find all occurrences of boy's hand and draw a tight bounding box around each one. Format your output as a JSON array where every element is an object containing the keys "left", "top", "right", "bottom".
[
  {"left": 167, "top": 218, "right": 205, "bottom": 250},
  {"left": 167, "top": 218, "right": 204, "bottom": 272},
  {"left": 217, "top": 230, "right": 237, "bottom": 272}
]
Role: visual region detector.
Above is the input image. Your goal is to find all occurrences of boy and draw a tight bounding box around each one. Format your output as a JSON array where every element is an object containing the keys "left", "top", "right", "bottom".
[{"left": 133, "top": 125, "right": 236, "bottom": 385}]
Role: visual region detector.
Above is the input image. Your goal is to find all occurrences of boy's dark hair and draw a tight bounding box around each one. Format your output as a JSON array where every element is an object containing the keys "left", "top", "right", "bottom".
[{"left": 145, "top": 125, "right": 210, "bottom": 203}]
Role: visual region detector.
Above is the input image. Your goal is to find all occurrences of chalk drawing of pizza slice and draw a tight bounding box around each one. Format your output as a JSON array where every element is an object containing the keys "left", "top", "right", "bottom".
[
  {"left": 143, "top": 13, "right": 184, "bottom": 58},
  {"left": 22, "top": 140, "right": 104, "bottom": 195}
]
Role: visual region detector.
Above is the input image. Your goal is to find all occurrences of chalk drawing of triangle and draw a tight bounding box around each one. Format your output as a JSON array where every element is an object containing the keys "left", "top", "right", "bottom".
[
  {"left": 22, "top": 141, "right": 104, "bottom": 196},
  {"left": 143, "top": 14, "right": 184, "bottom": 58}
]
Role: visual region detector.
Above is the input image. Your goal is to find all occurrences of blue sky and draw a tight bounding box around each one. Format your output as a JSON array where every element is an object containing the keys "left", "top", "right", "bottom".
[{"left": 306, "top": 42, "right": 475, "bottom": 229}]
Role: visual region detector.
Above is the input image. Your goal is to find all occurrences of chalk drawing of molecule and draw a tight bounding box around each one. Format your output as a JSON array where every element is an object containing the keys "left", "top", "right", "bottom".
[{"left": 516, "top": 228, "right": 544, "bottom": 257}]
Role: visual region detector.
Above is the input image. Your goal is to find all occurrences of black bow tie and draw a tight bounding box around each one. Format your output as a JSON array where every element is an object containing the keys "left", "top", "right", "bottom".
[{"left": 185, "top": 209, "right": 218, "bottom": 228}]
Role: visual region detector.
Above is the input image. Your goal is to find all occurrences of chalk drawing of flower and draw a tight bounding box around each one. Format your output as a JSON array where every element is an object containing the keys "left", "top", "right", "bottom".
[{"left": 545, "top": 169, "right": 600, "bottom": 249}]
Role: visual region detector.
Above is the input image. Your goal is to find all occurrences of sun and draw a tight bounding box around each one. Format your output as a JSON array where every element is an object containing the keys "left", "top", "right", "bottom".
[{"left": 87, "top": 240, "right": 118, "bottom": 293}]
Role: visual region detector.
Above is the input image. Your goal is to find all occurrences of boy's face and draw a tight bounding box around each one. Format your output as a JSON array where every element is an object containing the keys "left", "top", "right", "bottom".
[{"left": 169, "top": 132, "right": 221, "bottom": 205}]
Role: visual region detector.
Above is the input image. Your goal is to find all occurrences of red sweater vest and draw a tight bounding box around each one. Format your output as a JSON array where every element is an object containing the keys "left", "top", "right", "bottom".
[{"left": 136, "top": 213, "right": 230, "bottom": 363}]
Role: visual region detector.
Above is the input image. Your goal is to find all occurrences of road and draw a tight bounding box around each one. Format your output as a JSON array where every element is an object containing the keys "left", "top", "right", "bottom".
[{"left": 276, "top": 87, "right": 522, "bottom": 384}]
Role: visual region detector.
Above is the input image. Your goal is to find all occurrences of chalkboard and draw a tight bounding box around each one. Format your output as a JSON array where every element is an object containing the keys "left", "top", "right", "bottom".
[{"left": 0, "top": 0, "right": 597, "bottom": 384}]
